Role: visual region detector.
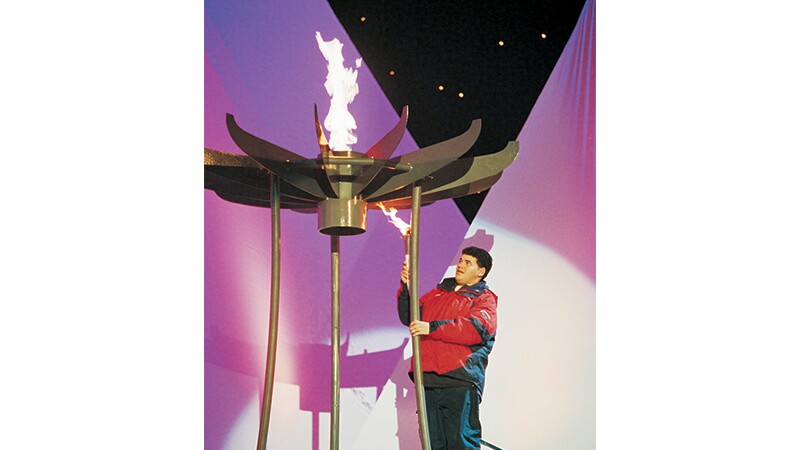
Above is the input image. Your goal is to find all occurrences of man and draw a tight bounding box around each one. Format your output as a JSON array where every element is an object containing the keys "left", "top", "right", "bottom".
[{"left": 397, "top": 246, "right": 498, "bottom": 450}]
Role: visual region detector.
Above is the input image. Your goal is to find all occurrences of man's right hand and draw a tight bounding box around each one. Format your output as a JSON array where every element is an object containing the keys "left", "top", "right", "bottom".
[{"left": 400, "top": 260, "right": 409, "bottom": 284}]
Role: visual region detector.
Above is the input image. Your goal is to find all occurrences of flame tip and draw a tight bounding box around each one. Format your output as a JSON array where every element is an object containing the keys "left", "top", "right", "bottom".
[{"left": 377, "top": 201, "right": 411, "bottom": 236}]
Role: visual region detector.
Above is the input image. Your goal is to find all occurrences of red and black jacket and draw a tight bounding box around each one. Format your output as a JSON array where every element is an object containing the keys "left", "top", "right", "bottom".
[{"left": 397, "top": 277, "right": 498, "bottom": 399}]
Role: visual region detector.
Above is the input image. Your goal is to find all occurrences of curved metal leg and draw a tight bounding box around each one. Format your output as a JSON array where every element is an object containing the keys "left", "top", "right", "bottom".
[
  {"left": 409, "top": 182, "right": 431, "bottom": 450},
  {"left": 257, "top": 175, "right": 281, "bottom": 450}
]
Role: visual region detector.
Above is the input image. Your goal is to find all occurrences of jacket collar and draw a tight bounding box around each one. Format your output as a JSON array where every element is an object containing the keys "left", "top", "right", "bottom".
[{"left": 438, "top": 277, "right": 489, "bottom": 295}]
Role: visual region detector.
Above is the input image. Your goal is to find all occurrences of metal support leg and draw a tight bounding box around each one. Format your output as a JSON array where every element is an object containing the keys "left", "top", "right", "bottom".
[
  {"left": 257, "top": 175, "right": 281, "bottom": 450},
  {"left": 330, "top": 235, "right": 341, "bottom": 450},
  {"left": 409, "top": 182, "right": 431, "bottom": 450}
]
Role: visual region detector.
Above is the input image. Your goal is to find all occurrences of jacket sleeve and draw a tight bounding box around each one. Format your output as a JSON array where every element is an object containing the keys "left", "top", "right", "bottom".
[
  {"left": 428, "top": 291, "right": 497, "bottom": 345},
  {"left": 396, "top": 282, "right": 411, "bottom": 326}
]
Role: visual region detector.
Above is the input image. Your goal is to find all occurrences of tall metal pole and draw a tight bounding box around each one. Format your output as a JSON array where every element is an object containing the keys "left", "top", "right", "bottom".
[
  {"left": 409, "top": 182, "right": 432, "bottom": 450},
  {"left": 330, "top": 235, "right": 341, "bottom": 450},
  {"left": 257, "top": 174, "right": 281, "bottom": 450}
]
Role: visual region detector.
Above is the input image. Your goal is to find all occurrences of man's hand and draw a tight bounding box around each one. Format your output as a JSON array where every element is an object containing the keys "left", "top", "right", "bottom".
[
  {"left": 400, "top": 260, "right": 409, "bottom": 285},
  {"left": 409, "top": 320, "right": 430, "bottom": 336}
]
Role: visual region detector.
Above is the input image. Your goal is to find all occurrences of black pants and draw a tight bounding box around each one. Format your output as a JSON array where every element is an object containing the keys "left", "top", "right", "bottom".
[{"left": 424, "top": 385, "right": 482, "bottom": 450}]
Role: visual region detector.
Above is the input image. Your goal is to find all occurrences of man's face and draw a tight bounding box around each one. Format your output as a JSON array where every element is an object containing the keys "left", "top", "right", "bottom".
[{"left": 455, "top": 254, "right": 485, "bottom": 286}]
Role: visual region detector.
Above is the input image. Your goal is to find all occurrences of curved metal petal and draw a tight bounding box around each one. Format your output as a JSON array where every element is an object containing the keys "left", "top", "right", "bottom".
[
  {"left": 226, "top": 114, "right": 329, "bottom": 200},
  {"left": 314, "top": 105, "right": 342, "bottom": 197},
  {"left": 226, "top": 115, "right": 307, "bottom": 162},
  {"left": 314, "top": 103, "right": 331, "bottom": 155},
  {"left": 421, "top": 172, "right": 503, "bottom": 204},
  {"left": 205, "top": 148, "right": 325, "bottom": 202},
  {"left": 338, "top": 106, "right": 411, "bottom": 198},
  {"left": 365, "top": 105, "right": 408, "bottom": 160},
  {"left": 366, "top": 140, "right": 518, "bottom": 205},
  {"left": 368, "top": 172, "right": 502, "bottom": 210},
  {"left": 204, "top": 147, "right": 262, "bottom": 168},
  {"left": 362, "top": 119, "right": 482, "bottom": 199},
  {"left": 396, "top": 118, "right": 481, "bottom": 165},
  {"left": 421, "top": 140, "right": 518, "bottom": 196}
]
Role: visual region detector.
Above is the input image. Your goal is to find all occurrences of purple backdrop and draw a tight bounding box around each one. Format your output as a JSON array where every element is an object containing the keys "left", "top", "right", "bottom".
[{"left": 205, "top": 0, "right": 469, "bottom": 448}]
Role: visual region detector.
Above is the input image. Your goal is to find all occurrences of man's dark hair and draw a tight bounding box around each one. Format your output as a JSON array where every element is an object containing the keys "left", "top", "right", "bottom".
[{"left": 462, "top": 246, "right": 493, "bottom": 281}]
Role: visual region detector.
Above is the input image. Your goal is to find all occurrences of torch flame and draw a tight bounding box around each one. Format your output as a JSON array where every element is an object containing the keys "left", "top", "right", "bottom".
[
  {"left": 315, "top": 31, "right": 360, "bottom": 151},
  {"left": 377, "top": 202, "right": 411, "bottom": 237}
]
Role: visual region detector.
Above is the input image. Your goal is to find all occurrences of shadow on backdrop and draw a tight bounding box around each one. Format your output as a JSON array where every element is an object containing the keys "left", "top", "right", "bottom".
[{"left": 206, "top": 327, "right": 408, "bottom": 449}]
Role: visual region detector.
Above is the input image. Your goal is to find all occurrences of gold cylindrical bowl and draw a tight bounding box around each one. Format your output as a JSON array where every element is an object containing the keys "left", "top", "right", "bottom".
[{"left": 317, "top": 197, "right": 367, "bottom": 235}]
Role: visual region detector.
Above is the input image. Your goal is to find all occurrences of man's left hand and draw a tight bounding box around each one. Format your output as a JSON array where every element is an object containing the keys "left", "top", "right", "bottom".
[{"left": 409, "top": 320, "right": 430, "bottom": 336}]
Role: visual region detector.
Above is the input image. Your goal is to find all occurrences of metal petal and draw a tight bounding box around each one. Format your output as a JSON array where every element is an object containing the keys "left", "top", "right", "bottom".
[
  {"left": 226, "top": 114, "right": 330, "bottom": 200},
  {"left": 362, "top": 119, "right": 482, "bottom": 199},
  {"left": 205, "top": 148, "right": 325, "bottom": 203},
  {"left": 365, "top": 105, "right": 408, "bottom": 160},
  {"left": 366, "top": 140, "right": 518, "bottom": 205}
]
